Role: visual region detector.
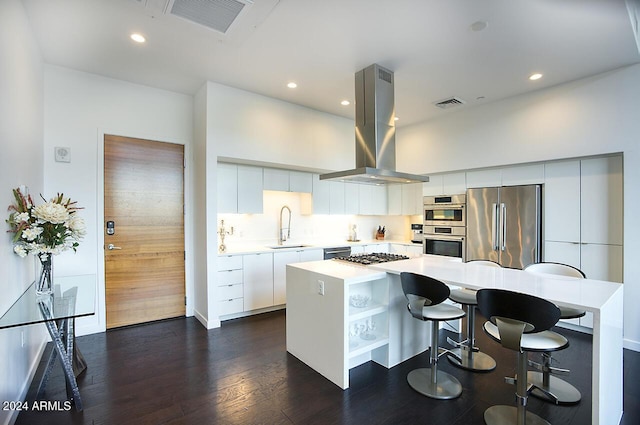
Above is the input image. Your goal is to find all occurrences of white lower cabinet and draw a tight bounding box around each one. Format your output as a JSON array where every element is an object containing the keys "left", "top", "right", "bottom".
[
  {"left": 217, "top": 255, "right": 244, "bottom": 316},
  {"left": 274, "top": 249, "right": 324, "bottom": 305},
  {"left": 219, "top": 248, "right": 325, "bottom": 318},
  {"left": 350, "top": 243, "right": 389, "bottom": 254},
  {"left": 390, "top": 243, "right": 423, "bottom": 256},
  {"left": 243, "top": 253, "right": 274, "bottom": 311}
]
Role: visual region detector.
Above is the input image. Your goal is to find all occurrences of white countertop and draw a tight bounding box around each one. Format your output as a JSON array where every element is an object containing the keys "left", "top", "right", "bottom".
[
  {"left": 218, "top": 239, "right": 419, "bottom": 255},
  {"left": 290, "top": 254, "right": 622, "bottom": 313}
]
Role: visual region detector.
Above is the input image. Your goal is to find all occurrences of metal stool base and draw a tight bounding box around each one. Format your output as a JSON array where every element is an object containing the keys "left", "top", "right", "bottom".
[
  {"left": 528, "top": 371, "right": 582, "bottom": 404},
  {"left": 447, "top": 347, "right": 496, "bottom": 372},
  {"left": 407, "top": 368, "right": 462, "bottom": 400},
  {"left": 484, "top": 405, "right": 551, "bottom": 425}
]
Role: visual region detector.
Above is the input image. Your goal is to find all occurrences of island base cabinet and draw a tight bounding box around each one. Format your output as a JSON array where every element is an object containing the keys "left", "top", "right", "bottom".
[
  {"left": 385, "top": 274, "right": 432, "bottom": 367},
  {"left": 286, "top": 265, "right": 437, "bottom": 390},
  {"left": 286, "top": 267, "right": 350, "bottom": 389}
]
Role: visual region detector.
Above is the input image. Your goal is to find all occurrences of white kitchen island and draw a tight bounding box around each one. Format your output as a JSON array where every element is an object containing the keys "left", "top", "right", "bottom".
[{"left": 286, "top": 255, "right": 624, "bottom": 425}]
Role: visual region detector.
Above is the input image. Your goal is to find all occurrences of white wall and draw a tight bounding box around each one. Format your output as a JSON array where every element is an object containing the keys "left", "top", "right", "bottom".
[
  {"left": 397, "top": 64, "right": 640, "bottom": 350},
  {"left": 208, "top": 81, "right": 355, "bottom": 172},
  {"left": 0, "top": 2, "right": 47, "bottom": 425},
  {"left": 204, "top": 81, "right": 357, "bottom": 326},
  {"left": 193, "top": 84, "right": 210, "bottom": 327},
  {"left": 42, "top": 65, "right": 195, "bottom": 335}
]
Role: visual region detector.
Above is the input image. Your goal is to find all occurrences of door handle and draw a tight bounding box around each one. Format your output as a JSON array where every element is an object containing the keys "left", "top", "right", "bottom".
[
  {"left": 501, "top": 203, "right": 507, "bottom": 251},
  {"left": 491, "top": 203, "right": 498, "bottom": 251},
  {"left": 107, "top": 244, "right": 122, "bottom": 250}
]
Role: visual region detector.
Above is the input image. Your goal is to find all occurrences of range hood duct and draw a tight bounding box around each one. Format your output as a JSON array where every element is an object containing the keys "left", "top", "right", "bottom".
[{"left": 320, "top": 64, "right": 429, "bottom": 185}]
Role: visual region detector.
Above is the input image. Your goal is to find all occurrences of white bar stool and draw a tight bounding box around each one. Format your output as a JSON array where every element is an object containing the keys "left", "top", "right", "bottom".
[
  {"left": 524, "top": 262, "right": 585, "bottom": 404},
  {"left": 447, "top": 259, "right": 499, "bottom": 372}
]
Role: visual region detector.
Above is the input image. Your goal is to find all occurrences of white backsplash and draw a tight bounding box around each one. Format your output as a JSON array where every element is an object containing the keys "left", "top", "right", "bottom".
[{"left": 218, "top": 190, "right": 420, "bottom": 249}]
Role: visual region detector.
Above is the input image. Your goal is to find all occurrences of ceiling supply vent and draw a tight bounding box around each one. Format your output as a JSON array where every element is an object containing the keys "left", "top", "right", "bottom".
[
  {"left": 434, "top": 97, "right": 466, "bottom": 109},
  {"left": 378, "top": 68, "right": 392, "bottom": 84},
  {"left": 169, "top": 0, "right": 253, "bottom": 34}
]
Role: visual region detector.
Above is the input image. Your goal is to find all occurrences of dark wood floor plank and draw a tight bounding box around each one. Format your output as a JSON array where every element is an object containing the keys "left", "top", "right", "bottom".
[{"left": 15, "top": 310, "right": 640, "bottom": 425}]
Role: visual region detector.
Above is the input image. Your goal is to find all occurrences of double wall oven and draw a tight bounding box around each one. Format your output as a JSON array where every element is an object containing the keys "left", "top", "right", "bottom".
[{"left": 423, "top": 194, "right": 466, "bottom": 260}]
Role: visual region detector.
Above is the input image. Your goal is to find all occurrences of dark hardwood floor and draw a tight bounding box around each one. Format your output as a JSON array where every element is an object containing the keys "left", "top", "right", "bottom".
[{"left": 17, "top": 310, "right": 640, "bottom": 425}]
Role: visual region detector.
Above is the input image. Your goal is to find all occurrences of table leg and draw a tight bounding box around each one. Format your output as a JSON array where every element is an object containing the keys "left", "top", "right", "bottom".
[
  {"left": 37, "top": 300, "right": 84, "bottom": 412},
  {"left": 41, "top": 317, "right": 83, "bottom": 411}
]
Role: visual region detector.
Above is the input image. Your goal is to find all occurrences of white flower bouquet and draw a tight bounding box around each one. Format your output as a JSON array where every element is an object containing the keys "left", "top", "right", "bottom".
[{"left": 6, "top": 188, "right": 85, "bottom": 257}]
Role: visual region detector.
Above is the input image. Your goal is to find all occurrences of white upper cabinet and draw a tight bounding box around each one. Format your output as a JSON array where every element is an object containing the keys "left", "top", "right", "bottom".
[
  {"left": 581, "top": 156, "right": 623, "bottom": 245},
  {"left": 442, "top": 173, "right": 466, "bottom": 195},
  {"left": 466, "top": 169, "right": 501, "bottom": 188},
  {"left": 290, "top": 171, "right": 313, "bottom": 193},
  {"left": 422, "top": 172, "right": 465, "bottom": 196},
  {"left": 329, "top": 181, "right": 346, "bottom": 214},
  {"left": 358, "top": 185, "right": 373, "bottom": 215},
  {"left": 370, "top": 185, "right": 388, "bottom": 215},
  {"left": 422, "top": 174, "right": 443, "bottom": 196},
  {"left": 501, "top": 164, "right": 544, "bottom": 186},
  {"left": 544, "top": 160, "right": 581, "bottom": 243},
  {"left": 263, "top": 168, "right": 313, "bottom": 193},
  {"left": 312, "top": 174, "right": 331, "bottom": 214},
  {"left": 387, "top": 183, "right": 420, "bottom": 215},
  {"left": 345, "top": 184, "right": 359, "bottom": 215},
  {"left": 218, "top": 163, "right": 263, "bottom": 214},
  {"left": 237, "top": 165, "right": 263, "bottom": 213},
  {"left": 217, "top": 162, "right": 238, "bottom": 213},
  {"left": 387, "top": 185, "right": 402, "bottom": 215},
  {"left": 263, "top": 168, "right": 290, "bottom": 191},
  {"left": 401, "top": 183, "right": 421, "bottom": 215}
]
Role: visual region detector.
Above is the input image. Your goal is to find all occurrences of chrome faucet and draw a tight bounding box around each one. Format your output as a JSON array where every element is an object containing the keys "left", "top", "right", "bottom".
[{"left": 279, "top": 205, "right": 291, "bottom": 245}]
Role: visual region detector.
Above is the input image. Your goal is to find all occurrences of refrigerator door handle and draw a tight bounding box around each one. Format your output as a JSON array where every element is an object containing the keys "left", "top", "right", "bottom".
[
  {"left": 500, "top": 203, "right": 507, "bottom": 251},
  {"left": 491, "top": 203, "right": 499, "bottom": 251}
]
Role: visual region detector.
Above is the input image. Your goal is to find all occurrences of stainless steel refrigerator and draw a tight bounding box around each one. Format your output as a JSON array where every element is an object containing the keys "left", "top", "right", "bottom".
[{"left": 466, "top": 185, "right": 541, "bottom": 269}]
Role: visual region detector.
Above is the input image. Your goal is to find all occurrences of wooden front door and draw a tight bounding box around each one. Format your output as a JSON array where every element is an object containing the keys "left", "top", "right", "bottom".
[{"left": 104, "top": 134, "right": 185, "bottom": 328}]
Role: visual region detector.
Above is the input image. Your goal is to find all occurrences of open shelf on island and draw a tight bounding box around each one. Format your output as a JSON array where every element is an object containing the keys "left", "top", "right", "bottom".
[
  {"left": 348, "top": 332, "right": 389, "bottom": 358},
  {"left": 349, "top": 303, "right": 387, "bottom": 321}
]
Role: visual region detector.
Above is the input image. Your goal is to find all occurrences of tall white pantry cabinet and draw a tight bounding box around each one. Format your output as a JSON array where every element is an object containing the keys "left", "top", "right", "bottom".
[{"left": 543, "top": 156, "right": 623, "bottom": 284}]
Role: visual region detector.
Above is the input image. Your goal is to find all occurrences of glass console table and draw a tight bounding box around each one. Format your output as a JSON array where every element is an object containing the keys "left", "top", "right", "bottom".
[{"left": 0, "top": 275, "right": 96, "bottom": 411}]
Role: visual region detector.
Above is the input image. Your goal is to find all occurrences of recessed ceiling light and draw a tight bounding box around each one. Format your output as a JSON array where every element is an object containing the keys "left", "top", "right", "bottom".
[
  {"left": 130, "top": 33, "right": 146, "bottom": 43},
  {"left": 287, "top": 82, "right": 297, "bottom": 89},
  {"left": 341, "top": 100, "right": 350, "bottom": 106},
  {"left": 470, "top": 21, "right": 488, "bottom": 32},
  {"left": 394, "top": 117, "right": 399, "bottom": 121},
  {"left": 529, "top": 73, "right": 543, "bottom": 81}
]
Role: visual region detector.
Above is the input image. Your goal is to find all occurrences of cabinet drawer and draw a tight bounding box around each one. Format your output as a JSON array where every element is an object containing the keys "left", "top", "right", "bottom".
[
  {"left": 218, "top": 255, "right": 242, "bottom": 271},
  {"left": 218, "top": 298, "right": 244, "bottom": 316},
  {"left": 218, "top": 269, "right": 243, "bottom": 285},
  {"left": 218, "top": 283, "right": 244, "bottom": 300}
]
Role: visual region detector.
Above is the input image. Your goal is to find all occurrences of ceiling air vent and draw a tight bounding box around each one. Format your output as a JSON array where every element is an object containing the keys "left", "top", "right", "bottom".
[
  {"left": 433, "top": 97, "right": 466, "bottom": 109},
  {"left": 169, "top": 0, "right": 253, "bottom": 34}
]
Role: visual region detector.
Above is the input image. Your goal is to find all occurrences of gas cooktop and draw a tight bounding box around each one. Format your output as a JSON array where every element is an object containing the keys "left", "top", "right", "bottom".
[{"left": 335, "top": 252, "right": 409, "bottom": 265}]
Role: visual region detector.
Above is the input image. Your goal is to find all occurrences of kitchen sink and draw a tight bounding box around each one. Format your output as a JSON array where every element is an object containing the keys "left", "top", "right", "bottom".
[{"left": 266, "top": 244, "right": 311, "bottom": 249}]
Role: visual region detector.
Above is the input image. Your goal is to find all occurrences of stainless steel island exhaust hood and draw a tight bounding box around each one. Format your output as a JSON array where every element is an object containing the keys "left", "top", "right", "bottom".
[{"left": 320, "top": 64, "right": 429, "bottom": 185}]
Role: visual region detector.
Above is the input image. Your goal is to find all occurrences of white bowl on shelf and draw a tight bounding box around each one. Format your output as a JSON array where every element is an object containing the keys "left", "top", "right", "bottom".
[{"left": 349, "top": 294, "right": 370, "bottom": 308}]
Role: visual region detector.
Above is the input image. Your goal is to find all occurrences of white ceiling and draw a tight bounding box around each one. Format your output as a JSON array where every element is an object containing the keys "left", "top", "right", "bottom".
[{"left": 22, "top": 0, "right": 640, "bottom": 127}]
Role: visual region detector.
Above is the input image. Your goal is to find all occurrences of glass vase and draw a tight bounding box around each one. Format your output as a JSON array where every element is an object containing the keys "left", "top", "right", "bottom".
[{"left": 36, "top": 253, "right": 54, "bottom": 296}]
